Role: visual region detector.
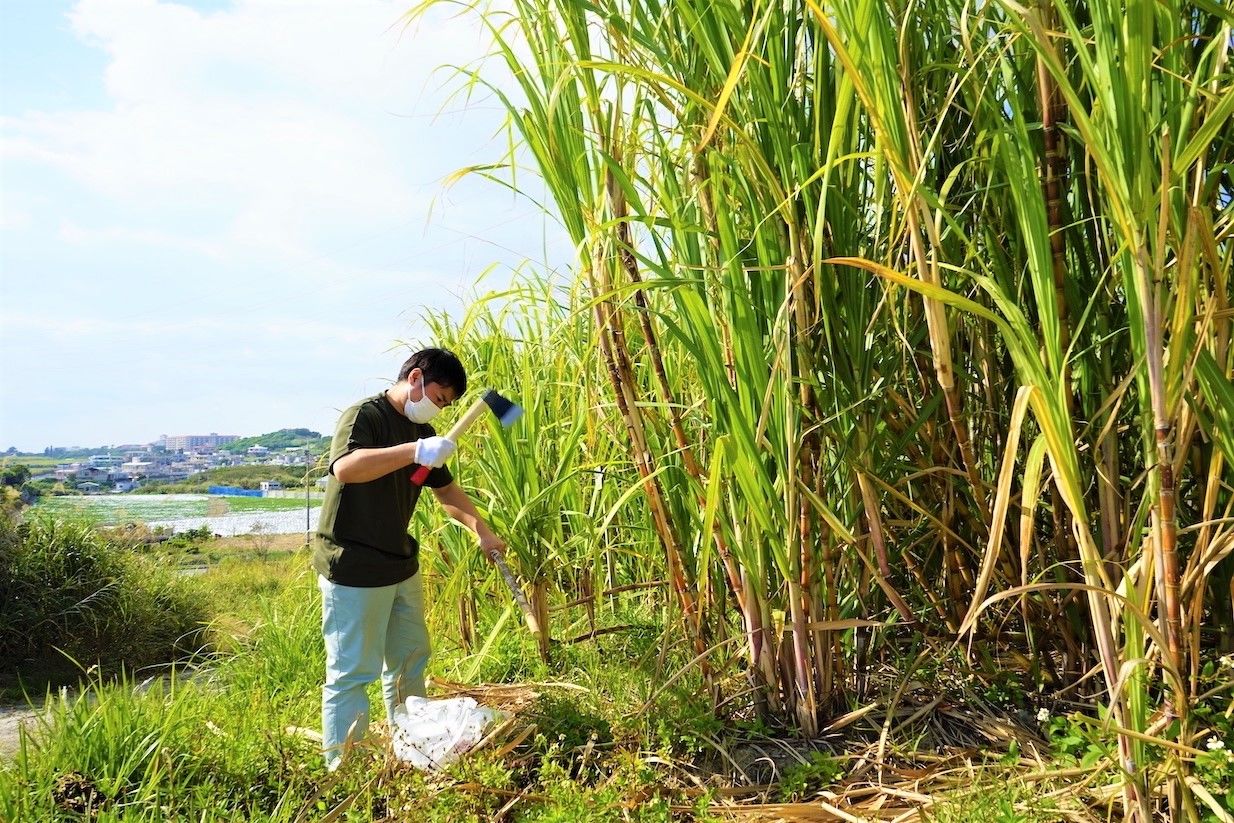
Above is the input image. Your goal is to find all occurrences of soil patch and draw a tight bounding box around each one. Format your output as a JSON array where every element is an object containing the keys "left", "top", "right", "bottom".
[{"left": 0, "top": 702, "right": 40, "bottom": 758}]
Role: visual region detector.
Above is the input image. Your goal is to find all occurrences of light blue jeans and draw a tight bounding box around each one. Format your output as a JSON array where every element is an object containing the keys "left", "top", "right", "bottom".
[{"left": 318, "top": 573, "right": 430, "bottom": 769}]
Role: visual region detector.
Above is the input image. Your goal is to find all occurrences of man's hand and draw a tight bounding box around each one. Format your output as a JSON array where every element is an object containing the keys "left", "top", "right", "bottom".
[
  {"left": 479, "top": 531, "right": 507, "bottom": 562},
  {"left": 415, "top": 436, "right": 456, "bottom": 468}
]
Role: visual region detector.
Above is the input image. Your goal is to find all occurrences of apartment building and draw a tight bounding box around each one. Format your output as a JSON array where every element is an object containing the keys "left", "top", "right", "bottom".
[{"left": 159, "top": 433, "right": 239, "bottom": 453}]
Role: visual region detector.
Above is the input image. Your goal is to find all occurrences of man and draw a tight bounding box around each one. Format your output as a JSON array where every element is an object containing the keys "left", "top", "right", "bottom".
[{"left": 312, "top": 347, "right": 505, "bottom": 770}]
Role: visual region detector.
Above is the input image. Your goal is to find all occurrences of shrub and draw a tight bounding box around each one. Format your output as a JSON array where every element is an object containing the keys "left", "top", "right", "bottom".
[{"left": 0, "top": 510, "right": 210, "bottom": 690}]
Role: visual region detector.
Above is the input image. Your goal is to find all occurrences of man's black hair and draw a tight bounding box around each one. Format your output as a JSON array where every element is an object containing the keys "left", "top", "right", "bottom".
[{"left": 398, "top": 348, "right": 467, "bottom": 395}]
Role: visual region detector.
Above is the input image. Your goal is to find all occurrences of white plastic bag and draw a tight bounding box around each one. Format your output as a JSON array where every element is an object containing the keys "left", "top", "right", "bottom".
[{"left": 389, "top": 695, "right": 502, "bottom": 770}]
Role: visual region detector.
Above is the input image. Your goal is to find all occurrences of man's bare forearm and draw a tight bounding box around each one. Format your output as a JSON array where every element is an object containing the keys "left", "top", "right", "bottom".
[
  {"left": 332, "top": 443, "right": 418, "bottom": 484},
  {"left": 433, "top": 483, "right": 495, "bottom": 538}
]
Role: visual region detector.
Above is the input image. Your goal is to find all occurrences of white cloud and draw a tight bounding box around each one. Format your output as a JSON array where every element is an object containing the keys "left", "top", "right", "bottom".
[
  {"left": 58, "top": 219, "right": 228, "bottom": 258},
  {"left": 0, "top": 0, "right": 557, "bottom": 450},
  {"left": 5, "top": 311, "right": 384, "bottom": 345},
  {"left": 0, "top": 206, "right": 32, "bottom": 232},
  {"left": 7, "top": 102, "right": 411, "bottom": 216},
  {"left": 2, "top": 0, "right": 512, "bottom": 260}
]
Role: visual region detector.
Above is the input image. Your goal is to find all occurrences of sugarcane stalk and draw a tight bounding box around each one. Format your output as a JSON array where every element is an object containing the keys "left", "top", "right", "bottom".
[
  {"left": 1032, "top": 1, "right": 1084, "bottom": 588},
  {"left": 606, "top": 154, "right": 747, "bottom": 611},
  {"left": 587, "top": 240, "right": 711, "bottom": 678}
]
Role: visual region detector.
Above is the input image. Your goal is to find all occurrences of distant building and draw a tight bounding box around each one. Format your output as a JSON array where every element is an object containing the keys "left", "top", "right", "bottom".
[
  {"left": 75, "top": 466, "right": 110, "bottom": 482},
  {"left": 247, "top": 445, "right": 269, "bottom": 456},
  {"left": 159, "top": 433, "right": 239, "bottom": 453},
  {"left": 77, "top": 481, "right": 102, "bottom": 493},
  {"left": 122, "top": 460, "right": 170, "bottom": 478},
  {"left": 169, "top": 461, "right": 199, "bottom": 475},
  {"left": 260, "top": 480, "right": 283, "bottom": 493},
  {"left": 275, "top": 446, "right": 311, "bottom": 466}
]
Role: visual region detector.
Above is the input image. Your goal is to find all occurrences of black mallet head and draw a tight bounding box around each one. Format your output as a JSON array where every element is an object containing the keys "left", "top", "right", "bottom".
[{"left": 482, "top": 389, "right": 523, "bottom": 428}]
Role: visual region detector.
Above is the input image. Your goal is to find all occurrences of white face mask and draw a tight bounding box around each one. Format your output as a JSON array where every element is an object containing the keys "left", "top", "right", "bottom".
[{"left": 403, "top": 375, "right": 441, "bottom": 424}]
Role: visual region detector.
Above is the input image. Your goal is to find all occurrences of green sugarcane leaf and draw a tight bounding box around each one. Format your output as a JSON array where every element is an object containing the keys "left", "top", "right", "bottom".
[{"left": 1193, "top": 349, "right": 1234, "bottom": 466}]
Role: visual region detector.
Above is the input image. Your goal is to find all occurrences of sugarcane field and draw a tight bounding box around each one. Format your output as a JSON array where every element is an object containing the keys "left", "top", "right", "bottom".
[{"left": 1, "top": 0, "right": 1233, "bottom": 821}]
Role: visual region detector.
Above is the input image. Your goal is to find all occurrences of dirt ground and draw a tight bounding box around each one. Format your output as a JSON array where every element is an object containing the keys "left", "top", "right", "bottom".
[
  {"left": 0, "top": 703, "right": 39, "bottom": 758},
  {"left": 203, "top": 532, "right": 308, "bottom": 556}
]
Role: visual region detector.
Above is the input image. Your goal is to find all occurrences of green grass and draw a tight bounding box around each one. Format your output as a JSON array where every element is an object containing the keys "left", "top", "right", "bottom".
[
  {"left": 0, "top": 456, "right": 62, "bottom": 473},
  {"left": 5, "top": 522, "right": 1210, "bottom": 820},
  {"left": 0, "top": 572, "right": 326, "bottom": 821},
  {"left": 0, "top": 555, "right": 724, "bottom": 821},
  {"left": 0, "top": 512, "right": 211, "bottom": 699},
  {"left": 924, "top": 780, "right": 1063, "bottom": 822}
]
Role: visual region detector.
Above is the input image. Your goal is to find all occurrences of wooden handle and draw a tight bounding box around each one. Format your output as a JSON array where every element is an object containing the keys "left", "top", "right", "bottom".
[
  {"left": 409, "top": 396, "right": 490, "bottom": 486},
  {"left": 444, "top": 396, "right": 491, "bottom": 441},
  {"left": 492, "top": 553, "right": 541, "bottom": 636}
]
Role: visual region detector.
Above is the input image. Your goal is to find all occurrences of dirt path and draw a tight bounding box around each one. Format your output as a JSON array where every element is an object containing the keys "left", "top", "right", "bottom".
[{"left": 0, "top": 702, "right": 40, "bottom": 758}]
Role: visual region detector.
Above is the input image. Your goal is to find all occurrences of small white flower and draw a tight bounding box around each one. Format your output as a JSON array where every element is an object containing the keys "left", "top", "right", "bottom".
[
  {"left": 1206, "top": 737, "right": 1225, "bottom": 751},
  {"left": 1220, "top": 655, "right": 1234, "bottom": 670},
  {"left": 1036, "top": 708, "right": 1050, "bottom": 722}
]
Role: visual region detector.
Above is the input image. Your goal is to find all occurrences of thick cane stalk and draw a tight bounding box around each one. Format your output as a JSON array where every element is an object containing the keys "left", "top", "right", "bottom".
[{"left": 587, "top": 240, "right": 711, "bottom": 679}]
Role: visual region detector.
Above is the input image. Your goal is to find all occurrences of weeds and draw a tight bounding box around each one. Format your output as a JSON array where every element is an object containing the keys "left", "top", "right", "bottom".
[
  {"left": 1046, "top": 712, "right": 1117, "bottom": 770},
  {"left": 0, "top": 563, "right": 326, "bottom": 822},
  {"left": 925, "top": 778, "right": 1062, "bottom": 823},
  {"left": 776, "top": 751, "right": 843, "bottom": 802},
  {"left": 7, "top": 527, "right": 1222, "bottom": 820},
  {"left": 0, "top": 554, "right": 729, "bottom": 818},
  {"left": 0, "top": 511, "right": 209, "bottom": 696}
]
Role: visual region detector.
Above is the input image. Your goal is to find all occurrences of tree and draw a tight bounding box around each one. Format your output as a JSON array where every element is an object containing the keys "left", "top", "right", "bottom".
[{"left": 1, "top": 465, "right": 31, "bottom": 488}]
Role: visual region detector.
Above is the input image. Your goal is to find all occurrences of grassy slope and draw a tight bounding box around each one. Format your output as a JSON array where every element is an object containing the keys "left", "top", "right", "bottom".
[
  {"left": 0, "top": 457, "right": 63, "bottom": 473},
  {"left": 0, "top": 515, "right": 211, "bottom": 700},
  {"left": 0, "top": 553, "right": 1121, "bottom": 822}
]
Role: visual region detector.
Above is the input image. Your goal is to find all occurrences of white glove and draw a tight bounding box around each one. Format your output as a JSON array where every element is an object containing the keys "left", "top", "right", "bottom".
[{"left": 415, "top": 436, "right": 455, "bottom": 468}]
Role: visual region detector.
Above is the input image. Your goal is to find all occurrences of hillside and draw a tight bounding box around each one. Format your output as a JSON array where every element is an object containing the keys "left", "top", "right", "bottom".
[
  {"left": 136, "top": 464, "right": 320, "bottom": 493},
  {"left": 220, "top": 429, "right": 330, "bottom": 455}
]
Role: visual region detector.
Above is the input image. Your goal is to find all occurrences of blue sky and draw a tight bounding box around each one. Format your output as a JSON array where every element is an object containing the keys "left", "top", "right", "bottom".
[{"left": 1, "top": 0, "right": 565, "bottom": 452}]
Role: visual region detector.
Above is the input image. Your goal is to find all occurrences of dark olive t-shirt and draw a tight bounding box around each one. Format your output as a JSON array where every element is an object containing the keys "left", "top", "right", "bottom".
[{"left": 312, "top": 394, "right": 452, "bottom": 587}]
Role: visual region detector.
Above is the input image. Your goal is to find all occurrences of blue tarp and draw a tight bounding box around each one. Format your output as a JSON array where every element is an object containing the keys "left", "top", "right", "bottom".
[{"left": 207, "top": 485, "right": 264, "bottom": 497}]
